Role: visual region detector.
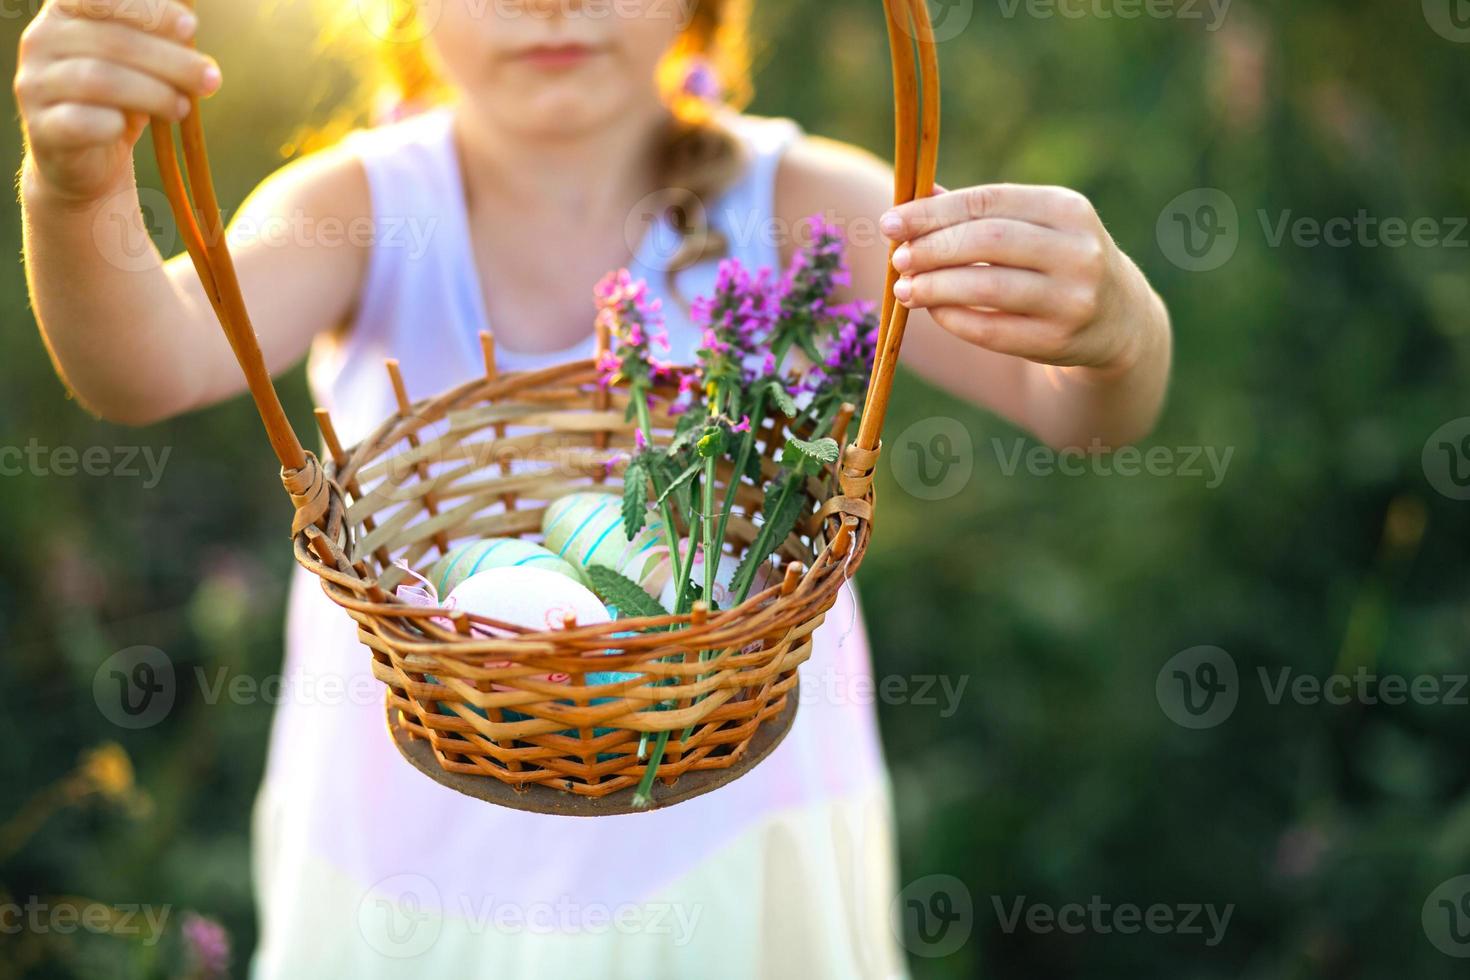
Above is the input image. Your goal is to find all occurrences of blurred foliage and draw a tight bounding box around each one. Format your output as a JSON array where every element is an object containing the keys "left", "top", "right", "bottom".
[{"left": 1, "top": 1, "right": 1468, "bottom": 977}]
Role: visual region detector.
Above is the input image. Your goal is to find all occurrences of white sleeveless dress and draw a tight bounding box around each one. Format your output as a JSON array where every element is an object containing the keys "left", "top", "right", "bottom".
[{"left": 249, "top": 107, "right": 907, "bottom": 980}]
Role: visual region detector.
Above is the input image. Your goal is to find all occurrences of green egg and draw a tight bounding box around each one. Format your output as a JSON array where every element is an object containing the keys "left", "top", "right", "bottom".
[
  {"left": 426, "top": 538, "right": 583, "bottom": 597},
  {"left": 541, "top": 492, "right": 667, "bottom": 588}
]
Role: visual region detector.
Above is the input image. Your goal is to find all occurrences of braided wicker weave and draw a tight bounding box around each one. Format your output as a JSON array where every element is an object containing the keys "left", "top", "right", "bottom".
[{"left": 146, "top": 0, "right": 940, "bottom": 814}]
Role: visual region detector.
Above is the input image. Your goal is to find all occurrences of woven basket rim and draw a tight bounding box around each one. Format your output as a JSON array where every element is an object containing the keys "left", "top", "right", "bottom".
[{"left": 295, "top": 354, "right": 878, "bottom": 651}]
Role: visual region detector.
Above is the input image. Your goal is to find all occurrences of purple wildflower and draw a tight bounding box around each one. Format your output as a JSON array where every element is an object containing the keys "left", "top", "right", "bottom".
[
  {"left": 181, "top": 913, "right": 231, "bottom": 979},
  {"left": 774, "top": 216, "right": 853, "bottom": 344},
  {"left": 603, "top": 450, "right": 632, "bottom": 478},
  {"left": 692, "top": 259, "right": 779, "bottom": 387},
  {"left": 595, "top": 270, "right": 673, "bottom": 388},
  {"left": 801, "top": 300, "right": 880, "bottom": 396},
  {"left": 671, "top": 371, "right": 700, "bottom": 414}
]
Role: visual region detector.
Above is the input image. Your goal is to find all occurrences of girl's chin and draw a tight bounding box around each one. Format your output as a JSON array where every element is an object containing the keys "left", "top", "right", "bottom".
[{"left": 477, "top": 88, "right": 636, "bottom": 138}]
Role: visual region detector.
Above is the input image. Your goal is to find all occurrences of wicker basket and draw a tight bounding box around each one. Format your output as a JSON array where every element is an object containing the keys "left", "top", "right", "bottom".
[{"left": 146, "top": 0, "right": 940, "bottom": 814}]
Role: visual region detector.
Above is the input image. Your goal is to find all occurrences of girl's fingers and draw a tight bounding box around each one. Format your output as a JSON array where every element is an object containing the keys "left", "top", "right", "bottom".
[
  {"left": 52, "top": 0, "right": 198, "bottom": 42},
  {"left": 26, "top": 101, "right": 129, "bottom": 149},
  {"left": 894, "top": 265, "right": 1054, "bottom": 318},
  {"left": 927, "top": 307, "right": 1063, "bottom": 361},
  {"left": 892, "top": 218, "right": 1073, "bottom": 275},
  {"left": 882, "top": 184, "right": 1098, "bottom": 240},
  {"left": 47, "top": 18, "right": 220, "bottom": 96},
  {"left": 30, "top": 58, "right": 190, "bottom": 120}
]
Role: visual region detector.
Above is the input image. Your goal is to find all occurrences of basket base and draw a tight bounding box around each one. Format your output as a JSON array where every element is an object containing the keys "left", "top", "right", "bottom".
[{"left": 385, "top": 693, "right": 800, "bottom": 816}]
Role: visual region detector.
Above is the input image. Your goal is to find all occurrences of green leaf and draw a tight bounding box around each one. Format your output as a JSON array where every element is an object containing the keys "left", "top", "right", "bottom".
[
  {"left": 780, "top": 436, "right": 840, "bottom": 472},
  {"left": 644, "top": 452, "right": 679, "bottom": 489},
  {"left": 731, "top": 481, "right": 807, "bottom": 595},
  {"left": 765, "top": 380, "right": 799, "bottom": 418},
  {"left": 585, "top": 566, "right": 668, "bottom": 620},
  {"left": 796, "top": 330, "right": 824, "bottom": 364},
  {"left": 656, "top": 460, "right": 702, "bottom": 507},
  {"left": 622, "top": 459, "right": 648, "bottom": 538}
]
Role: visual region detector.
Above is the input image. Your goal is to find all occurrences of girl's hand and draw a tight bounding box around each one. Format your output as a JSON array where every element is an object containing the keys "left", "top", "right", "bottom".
[
  {"left": 15, "top": 0, "right": 222, "bottom": 204},
  {"left": 882, "top": 183, "right": 1160, "bottom": 375}
]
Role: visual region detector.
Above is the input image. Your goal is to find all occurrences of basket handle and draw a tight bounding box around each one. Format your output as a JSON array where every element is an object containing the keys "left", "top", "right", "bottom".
[
  {"left": 148, "top": 6, "right": 332, "bottom": 532},
  {"left": 857, "top": 0, "right": 943, "bottom": 456}
]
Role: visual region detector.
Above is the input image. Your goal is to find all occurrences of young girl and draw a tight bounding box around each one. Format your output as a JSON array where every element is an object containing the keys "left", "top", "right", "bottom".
[{"left": 17, "top": 0, "right": 1171, "bottom": 975}]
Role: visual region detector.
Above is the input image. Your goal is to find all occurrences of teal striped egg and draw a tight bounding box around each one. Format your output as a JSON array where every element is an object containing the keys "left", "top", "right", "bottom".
[
  {"left": 541, "top": 492, "right": 666, "bottom": 588},
  {"left": 427, "top": 538, "right": 582, "bottom": 598}
]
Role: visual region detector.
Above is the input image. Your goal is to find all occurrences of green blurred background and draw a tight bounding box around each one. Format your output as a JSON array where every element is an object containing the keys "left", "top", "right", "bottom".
[{"left": 2, "top": 0, "right": 1468, "bottom": 977}]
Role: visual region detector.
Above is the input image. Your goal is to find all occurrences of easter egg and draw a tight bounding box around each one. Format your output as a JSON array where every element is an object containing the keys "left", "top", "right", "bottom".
[
  {"left": 541, "top": 492, "right": 666, "bottom": 588},
  {"left": 428, "top": 538, "right": 582, "bottom": 598},
  {"left": 446, "top": 565, "right": 612, "bottom": 634},
  {"left": 435, "top": 570, "right": 629, "bottom": 758}
]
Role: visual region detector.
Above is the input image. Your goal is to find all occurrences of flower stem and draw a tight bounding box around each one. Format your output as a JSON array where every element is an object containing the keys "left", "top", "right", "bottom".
[
  {"left": 713, "top": 388, "right": 766, "bottom": 565},
  {"left": 730, "top": 473, "right": 800, "bottom": 605},
  {"left": 632, "top": 386, "right": 687, "bottom": 587},
  {"left": 630, "top": 383, "right": 696, "bottom": 807}
]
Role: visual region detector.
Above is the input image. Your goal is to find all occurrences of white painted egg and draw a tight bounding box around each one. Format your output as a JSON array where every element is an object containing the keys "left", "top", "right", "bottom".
[{"left": 446, "top": 566, "right": 612, "bottom": 634}]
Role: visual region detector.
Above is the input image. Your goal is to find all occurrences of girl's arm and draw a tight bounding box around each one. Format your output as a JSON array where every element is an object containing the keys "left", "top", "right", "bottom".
[
  {"left": 17, "top": 0, "right": 367, "bottom": 426},
  {"left": 775, "top": 136, "right": 1172, "bottom": 450}
]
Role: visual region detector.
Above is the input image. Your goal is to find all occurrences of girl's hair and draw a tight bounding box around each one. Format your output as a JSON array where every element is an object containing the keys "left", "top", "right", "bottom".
[{"left": 326, "top": 0, "right": 756, "bottom": 291}]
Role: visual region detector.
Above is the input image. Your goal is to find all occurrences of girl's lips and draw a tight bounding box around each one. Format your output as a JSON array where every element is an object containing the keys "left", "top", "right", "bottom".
[{"left": 512, "top": 43, "right": 603, "bottom": 70}]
